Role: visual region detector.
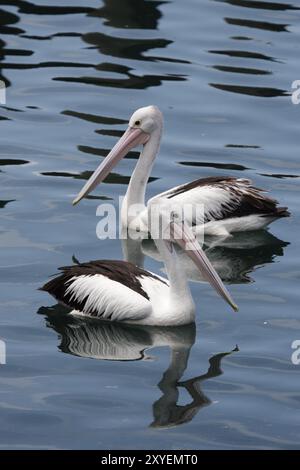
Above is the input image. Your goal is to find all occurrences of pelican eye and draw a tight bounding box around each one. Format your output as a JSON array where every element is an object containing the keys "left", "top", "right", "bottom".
[{"left": 135, "top": 120, "right": 141, "bottom": 126}]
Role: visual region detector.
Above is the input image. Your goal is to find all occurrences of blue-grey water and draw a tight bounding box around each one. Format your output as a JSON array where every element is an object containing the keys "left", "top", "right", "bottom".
[{"left": 0, "top": 0, "right": 300, "bottom": 450}]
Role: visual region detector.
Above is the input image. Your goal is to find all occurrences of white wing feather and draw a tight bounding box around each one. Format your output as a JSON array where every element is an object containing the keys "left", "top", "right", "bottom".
[{"left": 65, "top": 274, "right": 151, "bottom": 322}]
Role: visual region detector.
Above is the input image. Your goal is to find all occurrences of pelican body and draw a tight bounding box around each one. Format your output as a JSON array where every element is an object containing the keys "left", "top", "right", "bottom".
[
  {"left": 73, "top": 105, "right": 289, "bottom": 237},
  {"left": 41, "top": 213, "right": 238, "bottom": 326}
]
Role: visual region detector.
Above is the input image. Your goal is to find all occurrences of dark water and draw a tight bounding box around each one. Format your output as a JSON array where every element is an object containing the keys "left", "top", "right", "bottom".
[{"left": 0, "top": 0, "right": 300, "bottom": 450}]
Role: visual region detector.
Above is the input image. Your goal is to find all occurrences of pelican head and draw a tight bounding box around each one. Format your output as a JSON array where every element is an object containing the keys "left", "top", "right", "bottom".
[
  {"left": 73, "top": 105, "right": 163, "bottom": 205},
  {"left": 129, "top": 105, "right": 163, "bottom": 134},
  {"left": 148, "top": 203, "right": 239, "bottom": 313}
]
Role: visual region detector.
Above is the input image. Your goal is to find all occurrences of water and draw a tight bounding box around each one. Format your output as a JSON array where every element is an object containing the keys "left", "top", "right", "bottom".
[{"left": 0, "top": 0, "right": 300, "bottom": 450}]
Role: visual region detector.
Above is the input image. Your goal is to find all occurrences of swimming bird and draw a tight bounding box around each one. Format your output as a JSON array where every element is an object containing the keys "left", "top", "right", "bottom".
[
  {"left": 41, "top": 211, "right": 238, "bottom": 326},
  {"left": 72, "top": 105, "right": 289, "bottom": 237}
]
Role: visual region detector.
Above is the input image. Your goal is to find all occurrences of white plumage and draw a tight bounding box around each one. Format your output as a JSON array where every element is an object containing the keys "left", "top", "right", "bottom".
[
  {"left": 65, "top": 274, "right": 151, "bottom": 322},
  {"left": 145, "top": 178, "right": 284, "bottom": 236}
]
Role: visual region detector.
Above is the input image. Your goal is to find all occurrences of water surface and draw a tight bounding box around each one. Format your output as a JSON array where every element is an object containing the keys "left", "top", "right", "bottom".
[{"left": 0, "top": 0, "right": 300, "bottom": 450}]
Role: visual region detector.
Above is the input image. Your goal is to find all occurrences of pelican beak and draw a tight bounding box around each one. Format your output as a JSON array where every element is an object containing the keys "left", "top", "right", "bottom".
[
  {"left": 170, "top": 220, "right": 239, "bottom": 312},
  {"left": 72, "top": 127, "right": 149, "bottom": 205}
]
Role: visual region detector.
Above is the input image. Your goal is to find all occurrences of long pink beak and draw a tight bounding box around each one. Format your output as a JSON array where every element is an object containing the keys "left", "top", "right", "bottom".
[
  {"left": 73, "top": 127, "right": 149, "bottom": 205},
  {"left": 170, "top": 220, "right": 238, "bottom": 312}
]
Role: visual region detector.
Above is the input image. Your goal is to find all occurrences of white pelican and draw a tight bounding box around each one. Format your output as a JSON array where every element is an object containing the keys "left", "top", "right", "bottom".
[
  {"left": 41, "top": 211, "right": 238, "bottom": 326},
  {"left": 72, "top": 105, "right": 289, "bottom": 237}
]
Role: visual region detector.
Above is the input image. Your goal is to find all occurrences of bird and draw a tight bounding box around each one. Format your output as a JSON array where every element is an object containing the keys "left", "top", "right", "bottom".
[
  {"left": 40, "top": 210, "right": 238, "bottom": 326},
  {"left": 72, "top": 105, "right": 290, "bottom": 237}
]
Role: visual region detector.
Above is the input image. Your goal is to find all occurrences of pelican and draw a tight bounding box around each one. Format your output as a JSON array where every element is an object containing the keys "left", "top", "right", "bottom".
[
  {"left": 41, "top": 210, "right": 238, "bottom": 326},
  {"left": 72, "top": 105, "right": 289, "bottom": 237}
]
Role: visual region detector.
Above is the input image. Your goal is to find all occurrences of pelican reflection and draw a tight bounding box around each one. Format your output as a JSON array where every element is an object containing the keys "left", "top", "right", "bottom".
[
  {"left": 122, "top": 229, "right": 289, "bottom": 284},
  {"left": 38, "top": 305, "right": 238, "bottom": 428}
]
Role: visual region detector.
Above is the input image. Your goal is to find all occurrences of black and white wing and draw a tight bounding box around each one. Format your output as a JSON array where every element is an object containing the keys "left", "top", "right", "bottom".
[
  {"left": 41, "top": 260, "right": 167, "bottom": 322},
  {"left": 148, "top": 176, "right": 289, "bottom": 226}
]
